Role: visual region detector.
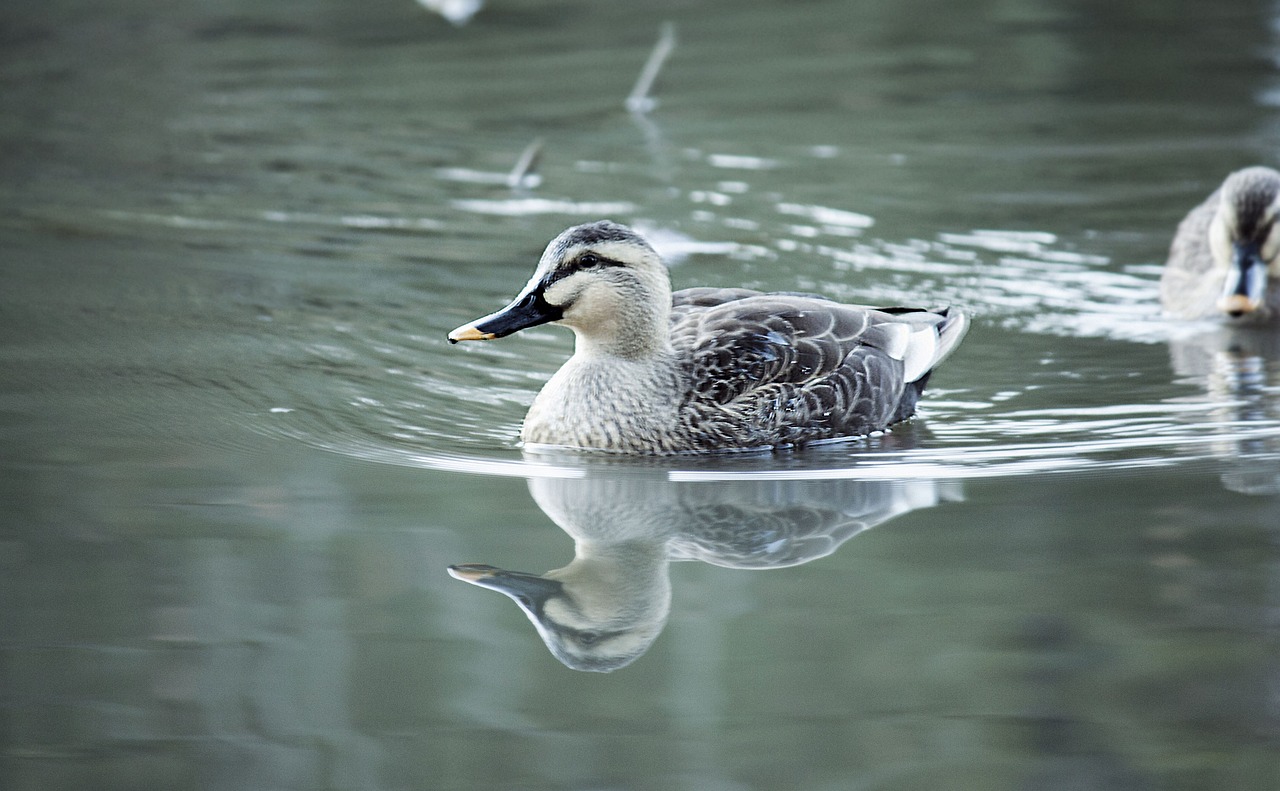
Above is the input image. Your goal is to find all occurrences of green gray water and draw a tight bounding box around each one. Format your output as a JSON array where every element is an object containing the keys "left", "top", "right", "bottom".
[{"left": 2, "top": 0, "right": 1278, "bottom": 789}]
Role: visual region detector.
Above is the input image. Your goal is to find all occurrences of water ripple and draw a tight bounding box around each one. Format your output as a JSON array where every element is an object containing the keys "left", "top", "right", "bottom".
[{"left": 242, "top": 325, "right": 1280, "bottom": 485}]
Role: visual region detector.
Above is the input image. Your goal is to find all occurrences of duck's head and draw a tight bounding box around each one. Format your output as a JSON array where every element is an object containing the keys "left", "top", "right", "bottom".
[
  {"left": 1209, "top": 166, "right": 1280, "bottom": 320},
  {"left": 448, "top": 220, "right": 672, "bottom": 355},
  {"left": 448, "top": 561, "right": 669, "bottom": 672}
]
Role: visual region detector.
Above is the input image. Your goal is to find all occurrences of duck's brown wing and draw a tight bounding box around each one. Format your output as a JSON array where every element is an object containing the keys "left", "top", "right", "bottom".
[{"left": 668, "top": 292, "right": 934, "bottom": 449}]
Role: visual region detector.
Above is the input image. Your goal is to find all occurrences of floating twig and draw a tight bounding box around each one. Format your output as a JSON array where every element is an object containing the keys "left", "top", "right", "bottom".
[
  {"left": 506, "top": 137, "right": 544, "bottom": 190},
  {"left": 626, "top": 22, "right": 676, "bottom": 114}
]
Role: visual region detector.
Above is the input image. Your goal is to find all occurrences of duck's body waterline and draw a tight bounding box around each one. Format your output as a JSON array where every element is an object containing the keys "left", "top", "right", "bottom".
[{"left": 448, "top": 221, "right": 968, "bottom": 454}]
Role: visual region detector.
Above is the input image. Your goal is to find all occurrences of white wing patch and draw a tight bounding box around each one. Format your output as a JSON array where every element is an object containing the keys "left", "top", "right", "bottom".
[
  {"left": 877, "top": 323, "right": 912, "bottom": 361},
  {"left": 900, "top": 325, "right": 940, "bottom": 383},
  {"left": 881, "top": 311, "right": 969, "bottom": 383}
]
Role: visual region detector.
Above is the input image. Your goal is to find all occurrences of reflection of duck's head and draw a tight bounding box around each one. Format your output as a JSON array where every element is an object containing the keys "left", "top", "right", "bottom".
[
  {"left": 448, "top": 543, "right": 670, "bottom": 672},
  {"left": 1163, "top": 166, "right": 1280, "bottom": 322}
]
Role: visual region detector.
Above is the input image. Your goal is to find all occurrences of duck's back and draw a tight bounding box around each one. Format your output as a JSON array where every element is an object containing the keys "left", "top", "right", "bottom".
[{"left": 668, "top": 288, "right": 952, "bottom": 450}]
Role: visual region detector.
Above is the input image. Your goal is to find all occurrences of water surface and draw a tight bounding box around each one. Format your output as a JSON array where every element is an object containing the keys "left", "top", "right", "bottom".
[{"left": 2, "top": 0, "right": 1278, "bottom": 789}]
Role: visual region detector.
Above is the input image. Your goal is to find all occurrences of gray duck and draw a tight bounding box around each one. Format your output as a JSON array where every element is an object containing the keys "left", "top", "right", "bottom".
[
  {"left": 1161, "top": 166, "right": 1280, "bottom": 322},
  {"left": 448, "top": 220, "right": 968, "bottom": 453}
]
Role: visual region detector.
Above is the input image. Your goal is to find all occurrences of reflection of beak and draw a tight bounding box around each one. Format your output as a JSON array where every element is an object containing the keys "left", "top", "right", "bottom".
[
  {"left": 447, "top": 564, "right": 563, "bottom": 608},
  {"left": 447, "top": 287, "right": 563, "bottom": 343},
  {"left": 1218, "top": 241, "right": 1269, "bottom": 318}
]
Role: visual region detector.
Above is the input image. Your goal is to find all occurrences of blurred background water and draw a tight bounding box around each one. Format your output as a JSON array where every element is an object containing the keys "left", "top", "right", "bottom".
[{"left": 2, "top": 0, "right": 1279, "bottom": 789}]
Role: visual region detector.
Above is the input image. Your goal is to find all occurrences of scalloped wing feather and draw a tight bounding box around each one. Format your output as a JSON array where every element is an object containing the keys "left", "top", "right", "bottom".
[{"left": 667, "top": 292, "right": 946, "bottom": 448}]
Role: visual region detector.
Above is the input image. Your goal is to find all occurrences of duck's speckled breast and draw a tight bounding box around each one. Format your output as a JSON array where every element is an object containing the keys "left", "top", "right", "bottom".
[{"left": 521, "top": 353, "right": 687, "bottom": 453}]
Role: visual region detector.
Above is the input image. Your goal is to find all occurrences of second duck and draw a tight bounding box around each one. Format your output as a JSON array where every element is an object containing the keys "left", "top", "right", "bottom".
[
  {"left": 448, "top": 220, "right": 968, "bottom": 454},
  {"left": 1161, "top": 166, "right": 1280, "bottom": 322}
]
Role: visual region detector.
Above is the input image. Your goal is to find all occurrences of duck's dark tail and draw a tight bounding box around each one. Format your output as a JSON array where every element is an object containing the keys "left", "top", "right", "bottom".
[{"left": 892, "top": 371, "right": 932, "bottom": 424}]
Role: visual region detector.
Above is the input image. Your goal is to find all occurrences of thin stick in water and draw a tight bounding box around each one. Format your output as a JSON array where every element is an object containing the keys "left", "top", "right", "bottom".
[
  {"left": 626, "top": 22, "right": 676, "bottom": 114},
  {"left": 506, "top": 137, "right": 544, "bottom": 190}
]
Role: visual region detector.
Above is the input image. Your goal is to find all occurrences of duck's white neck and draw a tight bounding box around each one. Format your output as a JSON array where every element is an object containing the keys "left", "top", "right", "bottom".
[
  {"left": 572, "top": 325, "right": 672, "bottom": 360},
  {"left": 561, "top": 288, "right": 672, "bottom": 360}
]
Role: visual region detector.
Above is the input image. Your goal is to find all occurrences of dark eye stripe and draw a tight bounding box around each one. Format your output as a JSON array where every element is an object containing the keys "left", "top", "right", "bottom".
[
  {"left": 578, "top": 252, "right": 624, "bottom": 269},
  {"left": 548, "top": 253, "right": 624, "bottom": 284}
]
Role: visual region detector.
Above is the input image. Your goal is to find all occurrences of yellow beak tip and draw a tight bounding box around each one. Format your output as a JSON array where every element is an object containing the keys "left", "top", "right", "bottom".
[
  {"left": 1218, "top": 295, "right": 1260, "bottom": 316},
  {"left": 447, "top": 564, "right": 496, "bottom": 582},
  {"left": 447, "top": 325, "right": 494, "bottom": 343}
]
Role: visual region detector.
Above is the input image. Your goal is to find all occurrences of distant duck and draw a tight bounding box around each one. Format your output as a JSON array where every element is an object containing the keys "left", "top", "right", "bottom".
[
  {"left": 447, "top": 220, "right": 968, "bottom": 454},
  {"left": 1161, "top": 166, "right": 1280, "bottom": 322}
]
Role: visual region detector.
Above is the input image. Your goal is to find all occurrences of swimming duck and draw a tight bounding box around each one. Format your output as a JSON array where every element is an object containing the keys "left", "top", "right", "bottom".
[
  {"left": 1161, "top": 166, "right": 1280, "bottom": 322},
  {"left": 448, "top": 220, "right": 969, "bottom": 453}
]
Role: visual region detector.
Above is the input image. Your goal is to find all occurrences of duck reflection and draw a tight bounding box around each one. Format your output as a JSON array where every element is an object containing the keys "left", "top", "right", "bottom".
[
  {"left": 449, "top": 469, "right": 959, "bottom": 671},
  {"left": 1166, "top": 326, "right": 1280, "bottom": 494}
]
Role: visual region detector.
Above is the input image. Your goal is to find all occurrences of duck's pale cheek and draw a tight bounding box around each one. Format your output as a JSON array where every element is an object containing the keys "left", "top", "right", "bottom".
[
  {"left": 559, "top": 285, "right": 628, "bottom": 336},
  {"left": 565, "top": 298, "right": 613, "bottom": 329}
]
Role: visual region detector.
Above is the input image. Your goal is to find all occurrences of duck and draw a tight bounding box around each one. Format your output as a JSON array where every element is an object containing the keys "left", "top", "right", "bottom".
[
  {"left": 447, "top": 220, "right": 969, "bottom": 454},
  {"left": 1161, "top": 166, "right": 1280, "bottom": 322}
]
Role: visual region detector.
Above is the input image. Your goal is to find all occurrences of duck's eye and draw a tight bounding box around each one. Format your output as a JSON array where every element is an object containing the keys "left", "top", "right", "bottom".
[{"left": 578, "top": 253, "right": 602, "bottom": 268}]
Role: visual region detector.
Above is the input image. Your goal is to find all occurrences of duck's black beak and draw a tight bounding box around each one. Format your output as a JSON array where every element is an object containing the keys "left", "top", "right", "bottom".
[
  {"left": 1218, "top": 241, "right": 1269, "bottom": 318},
  {"left": 447, "top": 564, "right": 564, "bottom": 612},
  {"left": 447, "top": 287, "right": 563, "bottom": 343}
]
